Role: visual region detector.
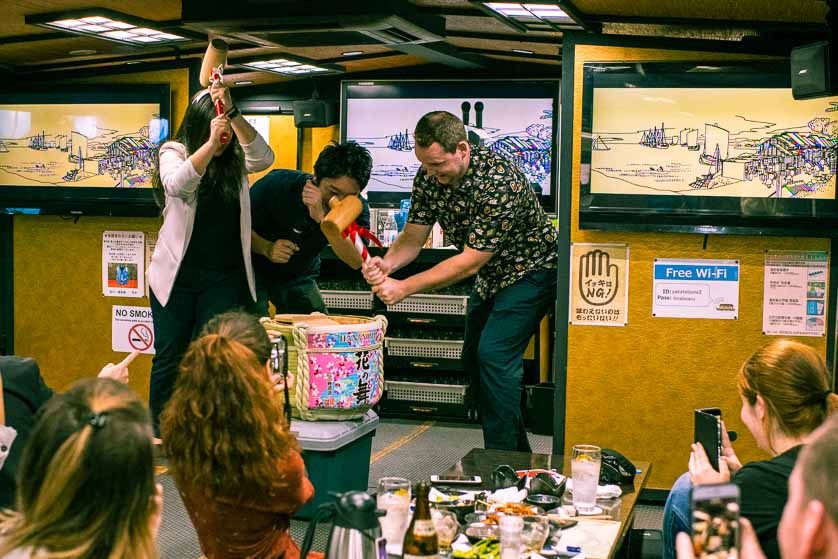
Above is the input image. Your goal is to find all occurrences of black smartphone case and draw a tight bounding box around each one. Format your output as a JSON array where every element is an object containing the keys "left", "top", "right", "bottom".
[{"left": 694, "top": 409, "right": 722, "bottom": 472}]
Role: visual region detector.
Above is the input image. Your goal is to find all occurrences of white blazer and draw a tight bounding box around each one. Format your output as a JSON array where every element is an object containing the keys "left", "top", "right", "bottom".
[{"left": 147, "top": 135, "right": 274, "bottom": 307}]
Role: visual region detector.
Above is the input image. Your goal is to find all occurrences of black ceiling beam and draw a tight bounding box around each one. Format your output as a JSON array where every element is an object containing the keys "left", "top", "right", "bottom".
[
  {"left": 415, "top": 7, "right": 484, "bottom": 18},
  {"left": 182, "top": 0, "right": 432, "bottom": 28},
  {"left": 558, "top": 0, "right": 600, "bottom": 33},
  {"left": 457, "top": 47, "right": 560, "bottom": 62},
  {"left": 446, "top": 31, "right": 561, "bottom": 45},
  {"left": 11, "top": 46, "right": 206, "bottom": 73},
  {"left": 391, "top": 41, "right": 485, "bottom": 69},
  {"left": 7, "top": 58, "right": 193, "bottom": 85},
  {"left": 316, "top": 51, "right": 405, "bottom": 65},
  {"left": 0, "top": 32, "right": 68, "bottom": 45}
]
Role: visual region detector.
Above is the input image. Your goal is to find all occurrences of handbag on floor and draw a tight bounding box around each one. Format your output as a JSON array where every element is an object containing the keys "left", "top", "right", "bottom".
[{"left": 261, "top": 313, "right": 387, "bottom": 421}]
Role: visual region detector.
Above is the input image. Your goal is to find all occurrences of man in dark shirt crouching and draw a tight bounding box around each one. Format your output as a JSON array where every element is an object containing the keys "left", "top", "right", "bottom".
[{"left": 249, "top": 142, "right": 372, "bottom": 317}]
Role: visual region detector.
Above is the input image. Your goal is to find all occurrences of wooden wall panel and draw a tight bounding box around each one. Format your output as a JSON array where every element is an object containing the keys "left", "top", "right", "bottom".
[{"left": 564, "top": 45, "right": 828, "bottom": 489}]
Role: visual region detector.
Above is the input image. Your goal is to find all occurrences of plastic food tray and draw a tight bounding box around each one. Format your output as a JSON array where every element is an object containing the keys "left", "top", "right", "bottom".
[
  {"left": 385, "top": 380, "right": 467, "bottom": 405},
  {"left": 384, "top": 337, "right": 463, "bottom": 360},
  {"left": 386, "top": 293, "right": 468, "bottom": 315},
  {"left": 320, "top": 289, "right": 374, "bottom": 310}
]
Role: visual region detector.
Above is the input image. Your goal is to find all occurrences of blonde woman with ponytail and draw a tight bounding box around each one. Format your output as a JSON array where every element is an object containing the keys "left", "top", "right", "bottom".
[
  {"left": 664, "top": 340, "right": 838, "bottom": 559},
  {"left": 0, "top": 378, "right": 161, "bottom": 559}
]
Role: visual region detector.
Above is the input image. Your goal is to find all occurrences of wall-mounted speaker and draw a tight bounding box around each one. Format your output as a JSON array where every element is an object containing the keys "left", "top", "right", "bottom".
[
  {"left": 292, "top": 100, "right": 337, "bottom": 127},
  {"left": 791, "top": 41, "right": 834, "bottom": 100}
]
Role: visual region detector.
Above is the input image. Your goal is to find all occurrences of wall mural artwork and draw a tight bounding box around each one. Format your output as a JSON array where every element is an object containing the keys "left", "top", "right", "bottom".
[
  {"left": 346, "top": 97, "right": 554, "bottom": 195},
  {"left": 0, "top": 103, "right": 165, "bottom": 189},
  {"left": 589, "top": 89, "right": 838, "bottom": 199}
]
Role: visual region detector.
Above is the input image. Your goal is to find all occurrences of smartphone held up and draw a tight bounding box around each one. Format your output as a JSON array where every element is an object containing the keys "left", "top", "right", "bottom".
[{"left": 691, "top": 482, "right": 740, "bottom": 559}]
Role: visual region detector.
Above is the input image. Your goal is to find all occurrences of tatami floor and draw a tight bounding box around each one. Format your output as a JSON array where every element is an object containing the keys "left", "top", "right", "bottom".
[{"left": 156, "top": 418, "right": 663, "bottom": 558}]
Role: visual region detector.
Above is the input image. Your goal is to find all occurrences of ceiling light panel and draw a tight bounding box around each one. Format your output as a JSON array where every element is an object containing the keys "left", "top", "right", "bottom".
[
  {"left": 481, "top": 2, "right": 581, "bottom": 30},
  {"left": 238, "top": 58, "right": 336, "bottom": 76},
  {"left": 28, "top": 10, "right": 192, "bottom": 46}
]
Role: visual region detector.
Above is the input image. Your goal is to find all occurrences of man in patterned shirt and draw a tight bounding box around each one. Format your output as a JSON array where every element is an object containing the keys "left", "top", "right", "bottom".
[{"left": 362, "top": 111, "right": 557, "bottom": 451}]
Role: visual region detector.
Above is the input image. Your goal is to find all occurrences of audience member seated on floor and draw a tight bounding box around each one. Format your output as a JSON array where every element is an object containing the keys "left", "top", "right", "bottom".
[
  {"left": 676, "top": 412, "right": 838, "bottom": 559},
  {"left": 0, "top": 377, "right": 162, "bottom": 559},
  {"left": 160, "top": 311, "right": 321, "bottom": 559},
  {"left": 0, "top": 353, "right": 136, "bottom": 510},
  {"left": 664, "top": 340, "right": 838, "bottom": 559}
]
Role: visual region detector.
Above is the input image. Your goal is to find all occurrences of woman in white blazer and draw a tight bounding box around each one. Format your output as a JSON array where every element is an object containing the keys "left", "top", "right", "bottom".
[{"left": 146, "top": 83, "right": 274, "bottom": 432}]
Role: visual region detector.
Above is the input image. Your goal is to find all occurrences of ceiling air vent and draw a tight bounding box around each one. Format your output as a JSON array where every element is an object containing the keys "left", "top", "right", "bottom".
[
  {"left": 346, "top": 14, "right": 443, "bottom": 45},
  {"left": 376, "top": 26, "right": 421, "bottom": 43}
]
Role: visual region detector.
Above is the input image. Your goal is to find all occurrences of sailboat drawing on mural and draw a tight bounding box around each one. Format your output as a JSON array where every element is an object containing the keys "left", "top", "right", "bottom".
[
  {"left": 592, "top": 136, "right": 610, "bottom": 151},
  {"left": 640, "top": 122, "right": 669, "bottom": 148}
]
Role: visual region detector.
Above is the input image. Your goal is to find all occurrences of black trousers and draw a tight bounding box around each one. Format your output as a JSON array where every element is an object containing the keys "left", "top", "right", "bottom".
[
  {"left": 462, "top": 268, "right": 557, "bottom": 451},
  {"left": 148, "top": 265, "right": 249, "bottom": 434}
]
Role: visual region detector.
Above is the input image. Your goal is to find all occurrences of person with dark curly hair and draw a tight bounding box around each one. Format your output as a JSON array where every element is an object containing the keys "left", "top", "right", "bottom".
[
  {"left": 160, "top": 311, "right": 320, "bottom": 559},
  {"left": 249, "top": 141, "right": 372, "bottom": 317}
]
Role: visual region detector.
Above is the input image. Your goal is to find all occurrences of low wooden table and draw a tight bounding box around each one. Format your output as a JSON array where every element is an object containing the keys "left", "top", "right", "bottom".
[{"left": 444, "top": 448, "right": 652, "bottom": 559}]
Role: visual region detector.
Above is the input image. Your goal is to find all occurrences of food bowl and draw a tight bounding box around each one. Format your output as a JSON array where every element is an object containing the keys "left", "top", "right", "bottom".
[
  {"left": 432, "top": 500, "right": 475, "bottom": 523},
  {"left": 530, "top": 473, "right": 567, "bottom": 498},
  {"left": 464, "top": 521, "right": 500, "bottom": 544},
  {"left": 491, "top": 464, "right": 520, "bottom": 489},
  {"left": 525, "top": 494, "right": 562, "bottom": 511},
  {"left": 430, "top": 489, "right": 478, "bottom": 522}
]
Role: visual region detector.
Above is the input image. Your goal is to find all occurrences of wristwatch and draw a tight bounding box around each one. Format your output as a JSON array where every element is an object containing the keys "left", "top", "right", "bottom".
[{"left": 226, "top": 105, "right": 241, "bottom": 119}]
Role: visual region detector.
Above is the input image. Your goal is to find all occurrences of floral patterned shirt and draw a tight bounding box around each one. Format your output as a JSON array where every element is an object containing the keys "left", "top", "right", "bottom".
[{"left": 408, "top": 144, "right": 557, "bottom": 299}]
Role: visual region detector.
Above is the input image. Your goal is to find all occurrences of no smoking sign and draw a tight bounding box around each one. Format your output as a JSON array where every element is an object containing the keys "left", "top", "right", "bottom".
[{"left": 113, "top": 305, "right": 156, "bottom": 354}]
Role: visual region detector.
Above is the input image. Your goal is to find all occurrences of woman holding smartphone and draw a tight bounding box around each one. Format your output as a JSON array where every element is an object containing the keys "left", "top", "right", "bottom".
[
  {"left": 663, "top": 339, "right": 838, "bottom": 559},
  {"left": 147, "top": 82, "right": 274, "bottom": 434}
]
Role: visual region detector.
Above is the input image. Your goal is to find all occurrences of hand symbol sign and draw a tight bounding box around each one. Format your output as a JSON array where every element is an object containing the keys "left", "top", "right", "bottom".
[{"left": 579, "top": 249, "right": 619, "bottom": 306}]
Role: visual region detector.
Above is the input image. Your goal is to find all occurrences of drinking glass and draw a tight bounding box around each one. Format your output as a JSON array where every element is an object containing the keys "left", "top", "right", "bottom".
[
  {"left": 572, "top": 444, "right": 602, "bottom": 514},
  {"left": 499, "top": 514, "right": 524, "bottom": 559},
  {"left": 520, "top": 515, "right": 550, "bottom": 553},
  {"left": 377, "top": 477, "right": 411, "bottom": 552},
  {"left": 431, "top": 509, "right": 459, "bottom": 556}
]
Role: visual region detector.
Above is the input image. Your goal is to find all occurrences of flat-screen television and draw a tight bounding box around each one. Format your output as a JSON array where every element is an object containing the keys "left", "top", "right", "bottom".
[
  {"left": 341, "top": 80, "right": 558, "bottom": 213},
  {"left": 580, "top": 62, "right": 838, "bottom": 236},
  {"left": 0, "top": 84, "right": 170, "bottom": 216}
]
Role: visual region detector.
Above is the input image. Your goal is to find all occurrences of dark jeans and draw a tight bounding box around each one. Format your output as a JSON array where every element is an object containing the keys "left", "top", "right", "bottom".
[
  {"left": 253, "top": 273, "right": 328, "bottom": 317},
  {"left": 149, "top": 265, "right": 249, "bottom": 434},
  {"left": 462, "top": 268, "right": 557, "bottom": 451}
]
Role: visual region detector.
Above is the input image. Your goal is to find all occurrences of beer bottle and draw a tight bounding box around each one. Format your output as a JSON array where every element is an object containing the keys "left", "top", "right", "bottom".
[{"left": 402, "top": 481, "right": 438, "bottom": 558}]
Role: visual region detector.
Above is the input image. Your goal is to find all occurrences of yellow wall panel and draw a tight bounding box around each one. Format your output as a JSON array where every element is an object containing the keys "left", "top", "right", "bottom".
[
  {"left": 248, "top": 114, "right": 298, "bottom": 183},
  {"left": 564, "top": 45, "right": 828, "bottom": 489},
  {"left": 14, "top": 215, "right": 159, "bottom": 397},
  {"left": 301, "top": 126, "right": 340, "bottom": 173}
]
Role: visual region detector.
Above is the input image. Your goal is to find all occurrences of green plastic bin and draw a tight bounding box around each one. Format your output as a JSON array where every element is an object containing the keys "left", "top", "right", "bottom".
[{"left": 291, "top": 410, "right": 379, "bottom": 519}]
